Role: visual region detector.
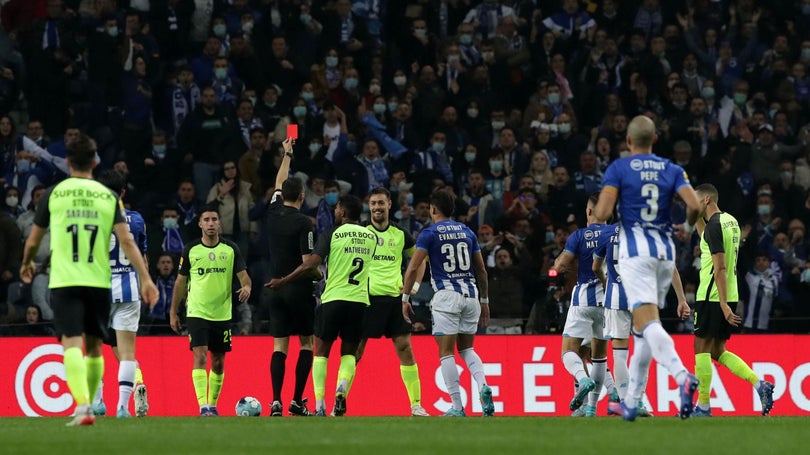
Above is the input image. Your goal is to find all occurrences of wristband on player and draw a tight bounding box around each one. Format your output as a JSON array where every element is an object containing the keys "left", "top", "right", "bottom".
[
  {"left": 402, "top": 293, "right": 410, "bottom": 302},
  {"left": 480, "top": 297, "right": 489, "bottom": 304},
  {"left": 412, "top": 282, "right": 420, "bottom": 293}
]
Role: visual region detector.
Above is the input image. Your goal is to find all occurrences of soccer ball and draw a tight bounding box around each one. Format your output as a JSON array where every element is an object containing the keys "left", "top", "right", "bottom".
[{"left": 235, "top": 396, "right": 262, "bottom": 416}]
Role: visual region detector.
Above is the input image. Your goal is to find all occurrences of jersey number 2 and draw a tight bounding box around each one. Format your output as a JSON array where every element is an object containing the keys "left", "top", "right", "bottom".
[
  {"left": 348, "top": 258, "right": 364, "bottom": 285},
  {"left": 640, "top": 183, "right": 659, "bottom": 222},
  {"left": 67, "top": 223, "right": 99, "bottom": 263}
]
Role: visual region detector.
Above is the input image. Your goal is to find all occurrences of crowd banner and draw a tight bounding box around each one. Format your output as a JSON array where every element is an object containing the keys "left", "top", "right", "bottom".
[{"left": 2, "top": 335, "right": 808, "bottom": 416}]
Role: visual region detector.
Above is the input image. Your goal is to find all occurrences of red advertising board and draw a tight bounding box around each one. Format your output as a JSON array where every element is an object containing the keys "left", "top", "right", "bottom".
[{"left": 2, "top": 335, "right": 808, "bottom": 417}]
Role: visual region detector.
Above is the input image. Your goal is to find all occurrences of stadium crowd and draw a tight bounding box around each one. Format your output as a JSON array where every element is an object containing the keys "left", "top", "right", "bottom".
[{"left": 2, "top": 0, "right": 810, "bottom": 336}]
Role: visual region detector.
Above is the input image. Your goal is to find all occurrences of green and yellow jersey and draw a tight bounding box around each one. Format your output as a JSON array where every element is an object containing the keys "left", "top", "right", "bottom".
[
  {"left": 179, "top": 238, "right": 246, "bottom": 321},
  {"left": 366, "top": 222, "right": 415, "bottom": 298},
  {"left": 34, "top": 177, "right": 125, "bottom": 289},
  {"left": 315, "top": 223, "right": 377, "bottom": 305},
  {"left": 697, "top": 211, "right": 740, "bottom": 302}
]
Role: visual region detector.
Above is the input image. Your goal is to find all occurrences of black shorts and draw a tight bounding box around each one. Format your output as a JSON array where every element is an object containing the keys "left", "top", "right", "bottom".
[
  {"left": 314, "top": 300, "right": 366, "bottom": 343},
  {"left": 266, "top": 282, "right": 316, "bottom": 337},
  {"left": 362, "top": 295, "right": 412, "bottom": 338},
  {"left": 51, "top": 287, "right": 112, "bottom": 341},
  {"left": 187, "top": 317, "right": 233, "bottom": 353},
  {"left": 693, "top": 301, "right": 737, "bottom": 341}
]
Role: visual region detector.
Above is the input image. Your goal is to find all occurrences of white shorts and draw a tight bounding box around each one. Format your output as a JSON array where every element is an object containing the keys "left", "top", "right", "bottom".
[
  {"left": 110, "top": 301, "right": 140, "bottom": 333},
  {"left": 562, "top": 305, "right": 604, "bottom": 340},
  {"left": 604, "top": 308, "right": 632, "bottom": 340},
  {"left": 430, "top": 290, "right": 481, "bottom": 335},
  {"left": 618, "top": 256, "right": 674, "bottom": 310}
]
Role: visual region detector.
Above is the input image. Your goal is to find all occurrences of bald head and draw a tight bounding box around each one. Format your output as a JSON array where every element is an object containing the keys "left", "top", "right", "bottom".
[{"left": 627, "top": 115, "right": 657, "bottom": 151}]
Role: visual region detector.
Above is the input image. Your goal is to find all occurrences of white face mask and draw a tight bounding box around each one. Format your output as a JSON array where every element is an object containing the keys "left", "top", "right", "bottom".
[{"left": 5, "top": 196, "right": 18, "bottom": 207}]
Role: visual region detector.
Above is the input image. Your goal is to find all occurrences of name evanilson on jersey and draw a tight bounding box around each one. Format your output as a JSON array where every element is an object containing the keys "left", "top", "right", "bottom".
[{"left": 438, "top": 232, "right": 468, "bottom": 241}]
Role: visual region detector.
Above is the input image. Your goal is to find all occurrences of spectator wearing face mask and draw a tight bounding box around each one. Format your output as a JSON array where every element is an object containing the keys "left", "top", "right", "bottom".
[{"left": 743, "top": 251, "right": 779, "bottom": 333}]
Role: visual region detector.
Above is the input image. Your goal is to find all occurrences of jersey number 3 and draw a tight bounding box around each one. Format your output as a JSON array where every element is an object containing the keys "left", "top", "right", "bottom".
[
  {"left": 640, "top": 183, "right": 659, "bottom": 222},
  {"left": 67, "top": 223, "right": 99, "bottom": 263}
]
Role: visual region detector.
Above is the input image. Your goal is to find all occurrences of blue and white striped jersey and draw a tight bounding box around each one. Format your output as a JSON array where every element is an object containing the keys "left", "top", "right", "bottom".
[
  {"left": 564, "top": 223, "right": 612, "bottom": 307},
  {"left": 416, "top": 220, "right": 480, "bottom": 299},
  {"left": 593, "top": 223, "right": 628, "bottom": 310},
  {"left": 602, "top": 154, "right": 691, "bottom": 261},
  {"left": 110, "top": 209, "right": 147, "bottom": 304}
]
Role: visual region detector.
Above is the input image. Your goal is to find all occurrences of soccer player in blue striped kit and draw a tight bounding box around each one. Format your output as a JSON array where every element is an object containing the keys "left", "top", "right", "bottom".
[
  {"left": 552, "top": 194, "right": 613, "bottom": 416},
  {"left": 92, "top": 170, "right": 150, "bottom": 418},
  {"left": 595, "top": 116, "right": 702, "bottom": 421}
]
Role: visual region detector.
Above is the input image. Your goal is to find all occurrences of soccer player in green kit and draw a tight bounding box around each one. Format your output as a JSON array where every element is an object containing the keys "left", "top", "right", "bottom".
[
  {"left": 356, "top": 187, "right": 429, "bottom": 416},
  {"left": 688, "top": 184, "right": 774, "bottom": 416},
  {"left": 268, "top": 195, "right": 376, "bottom": 417},
  {"left": 170, "top": 205, "right": 252, "bottom": 416},
  {"left": 20, "top": 134, "right": 158, "bottom": 426}
]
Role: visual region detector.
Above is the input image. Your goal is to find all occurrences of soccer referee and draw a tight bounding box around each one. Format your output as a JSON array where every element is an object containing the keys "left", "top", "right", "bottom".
[
  {"left": 356, "top": 187, "right": 429, "bottom": 416},
  {"left": 691, "top": 184, "right": 774, "bottom": 416},
  {"left": 264, "top": 138, "right": 316, "bottom": 417}
]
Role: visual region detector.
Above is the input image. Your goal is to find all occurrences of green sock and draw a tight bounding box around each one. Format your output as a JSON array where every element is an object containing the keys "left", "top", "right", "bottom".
[
  {"left": 337, "top": 355, "right": 356, "bottom": 396},
  {"left": 718, "top": 351, "right": 759, "bottom": 385},
  {"left": 312, "top": 357, "right": 327, "bottom": 399},
  {"left": 400, "top": 364, "right": 421, "bottom": 407},
  {"left": 695, "top": 353, "right": 712, "bottom": 406},
  {"left": 85, "top": 356, "right": 104, "bottom": 404},
  {"left": 207, "top": 371, "right": 224, "bottom": 407},
  {"left": 192, "top": 369, "right": 208, "bottom": 407},
  {"left": 64, "top": 347, "right": 90, "bottom": 405}
]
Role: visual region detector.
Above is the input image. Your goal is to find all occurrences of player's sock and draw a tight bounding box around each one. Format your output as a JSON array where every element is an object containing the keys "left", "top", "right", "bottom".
[
  {"left": 694, "top": 353, "right": 712, "bottom": 408},
  {"left": 626, "top": 334, "right": 652, "bottom": 410},
  {"left": 400, "top": 364, "right": 421, "bottom": 407},
  {"left": 718, "top": 351, "right": 759, "bottom": 385},
  {"left": 135, "top": 367, "right": 144, "bottom": 384},
  {"left": 612, "top": 347, "right": 629, "bottom": 400},
  {"left": 337, "top": 355, "right": 356, "bottom": 395},
  {"left": 312, "top": 356, "right": 327, "bottom": 410},
  {"left": 93, "top": 379, "right": 104, "bottom": 405},
  {"left": 85, "top": 355, "right": 105, "bottom": 403},
  {"left": 561, "top": 350, "right": 588, "bottom": 382},
  {"left": 293, "top": 349, "right": 313, "bottom": 402},
  {"left": 117, "top": 360, "right": 137, "bottom": 412},
  {"left": 192, "top": 369, "right": 208, "bottom": 407},
  {"left": 440, "top": 355, "right": 463, "bottom": 410},
  {"left": 588, "top": 357, "right": 607, "bottom": 406},
  {"left": 270, "top": 351, "right": 287, "bottom": 402},
  {"left": 64, "top": 347, "right": 90, "bottom": 405},
  {"left": 207, "top": 371, "right": 224, "bottom": 407},
  {"left": 642, "top": 321, "right": 688, "bottom": 385},
  {"left": 459, "top": 348, "right": 487, "bottom": 393},
  {"left": 603, "top": 367, "right": 616, "bottom": 395}
]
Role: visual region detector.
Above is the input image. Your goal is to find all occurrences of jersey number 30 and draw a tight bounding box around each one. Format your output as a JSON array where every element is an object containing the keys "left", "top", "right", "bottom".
[
  {"left": 441, "top": 243, "right": 471, "bottom": 273},
  {"left": 640, "top": 183, "right": 659, "bottom": 222}
]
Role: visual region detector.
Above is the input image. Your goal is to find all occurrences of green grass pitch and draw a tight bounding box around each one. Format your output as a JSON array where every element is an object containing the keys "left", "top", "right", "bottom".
[{"left": 1, "top": 416, "right": 807, "bottom": 454}]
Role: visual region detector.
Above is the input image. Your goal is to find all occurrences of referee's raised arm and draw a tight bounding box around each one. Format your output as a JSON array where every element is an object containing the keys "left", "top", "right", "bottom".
[{"left": 276, "top": 137, "right": 295, "bottom": 191}]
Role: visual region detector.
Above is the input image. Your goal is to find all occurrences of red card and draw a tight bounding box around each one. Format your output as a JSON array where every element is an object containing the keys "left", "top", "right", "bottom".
[{"left": 286, "top": 124, "right": 298, "bottom": 140}]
